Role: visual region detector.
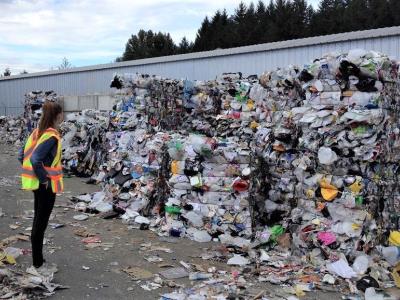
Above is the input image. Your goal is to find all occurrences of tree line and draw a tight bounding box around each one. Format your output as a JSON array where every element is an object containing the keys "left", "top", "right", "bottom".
[{"left": 118, "top": 0, "right": 400, "bottom": 61}]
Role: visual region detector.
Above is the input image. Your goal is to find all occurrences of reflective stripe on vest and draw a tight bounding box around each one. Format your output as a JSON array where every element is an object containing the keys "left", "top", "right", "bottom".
[
  {"left": 22, "top": 165, "right": 62, "bottom": 176},
  {"left": 52, "top": 179, "right": 63, "bottom": 193},
  {"left": 21, "top": 128, "right": 63, "bottom": 193},
  {"left": 23, "top": 145, "right": 36, "bottom": 160}
]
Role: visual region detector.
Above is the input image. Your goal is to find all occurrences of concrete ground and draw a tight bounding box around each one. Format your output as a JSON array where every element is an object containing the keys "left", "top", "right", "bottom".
[{"left": 0, "top": 143, "right": 347, "bottom": 300}]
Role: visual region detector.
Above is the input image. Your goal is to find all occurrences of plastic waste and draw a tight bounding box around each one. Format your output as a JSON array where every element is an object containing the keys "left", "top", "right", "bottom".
[
  {"left": 322, "top": 274, "right": 335, "bottom": 284},
  {"left": 257, "top": 230, "right": 271, "bottom": 243},
  {"left": 269, "top": 225, "right": 285, "bottom": 242},
  {"left": 259, "top": 249, "right": 270, "bottom": 262},
  {"left": 227, "top": 255, "right": 250, "bottom": 266},
  {"left": 352, "top": 255, "right": 369, "bottom": 275},
  {"left": 73, "top": 214, "right": 88, "bottom": 221},
  {"left": 159, "top": 267, "right": 188, "bottom": 280},
  {"left": 135, "top": 216, "right": 150, "bottom": 225},
  {"left": 165, "top": 206, "right": 181, "bottom": 214},
  {"left": 377, "top": 246, "right": 400, "bottom": 266},
  {"left": 389, "top": 231, "right": 400, "bottom": 246},
  {"left": 184, "top": 211, "right": 204, "bottom": 227},
  {"left": 326, "top": 259, "right": 357, "bottom": 279},
  {"left": 188, "top": 272, "right": 213, "bottom": 281},
  {"left": 364, "top": 287, "right": 384, "bottom": 300},
  {"left": 4, "top": 247, "right": 22, "bottom": 259},
  {"left": 94, "top": 201, "right": 113, "bottom": 213},
  {"left": 317, "top": 232, "right": 336, "bottom": 246},
  {"left": 192, "top": 230, "right": 212, "bottom": 243},
  {"left": 356, "top": 276, "right": 379, "bottom": 292},
  {"left": 318, "top": 147, "right": 338, "bottom": 165},
  {"left": 320, "top": 179, "right": 339, "bottom": 201},
  {"left": 160, "top": 292, "right": 186, "bottom": 300},
  {"left": 392, "top": 263, "right": 400, "bottom": 288},
  {"left": 331, "top": 221, "right": 361, "bottom": 238}
]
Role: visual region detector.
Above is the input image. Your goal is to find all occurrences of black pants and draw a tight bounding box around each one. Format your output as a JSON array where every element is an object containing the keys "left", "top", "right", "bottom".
[{"left": 31, "top": 184, "right": 56, "bottom": 268}]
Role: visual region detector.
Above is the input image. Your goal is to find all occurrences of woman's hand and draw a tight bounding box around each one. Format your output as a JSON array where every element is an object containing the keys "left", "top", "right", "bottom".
[{"left": 41, "top": 181, "right": 49, "bottom": 189}]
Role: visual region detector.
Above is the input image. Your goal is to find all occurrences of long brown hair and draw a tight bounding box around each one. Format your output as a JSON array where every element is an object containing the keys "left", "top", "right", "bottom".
[{"left": 38, "top": 101, "right": 63, "bottom": 137}]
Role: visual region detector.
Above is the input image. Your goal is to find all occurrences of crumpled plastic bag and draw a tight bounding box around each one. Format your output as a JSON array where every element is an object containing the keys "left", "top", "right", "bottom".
[
  {"left": 318, "top": 147, "right": 338, "bottom": 165},
  {"left": 327, "top": 259, "right": 357, "bottom": 279},
  {"left": 317, "top": 232, "right": 336, "bottom": 246}
]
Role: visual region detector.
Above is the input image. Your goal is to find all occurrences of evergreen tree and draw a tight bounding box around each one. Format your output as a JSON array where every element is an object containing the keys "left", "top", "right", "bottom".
[
  {"left": 244, "top": 3, "right": 259, "bottom": 45},
  {"left": 145, "top": 30, "right": 155, "bottom": 57},
  {"left": 178, "top": 37, "right": 192, "bottom": 54},
  {"left": 219, "top": 9, "right": 236, "bottom": 49},
  {"left": 290, "top": 0, "right": 311, "bottom": 38},
  {"left": 254, "top": 0, "right": 267, "bottom": 43},
  {"left": 344, "top": 0, "right": 370, "bottom": 31},
  {"left": 209, "top": 10, "right": 223, "bottom": 49},
  {"left": 260, "top": 0, "right": 276, "bottom": 43},
  {"left": 270, "top": 0, "right": 293, "bottom": 41},
  {"left": 121, "top": 30, "right": 177, "bottom": 61},
  {"left": 153, "top": 32, "right": 176, "bottom": 57},
  {"left": 233, "top": 1, "right": 248, "bottom": 47},
  {"left": 122, "top": 34, "right": 141, "bottom": 60},
  {"left": 193, "top": 17, "right": 211, "bottom": 51},
  {"left": 311, "top": 0, "right": 347, "bottom": 35},
  {"left": 256, "top": 0, "right": 266, "bottom": 19},
  {"left": 304, "top": 4, "right": 315, "bottom": 37},
  {"left": 388, "top": 0, "right": 400, "bottom": 26},
  {"left": 367, "top": 0, "right": 391, "bottom": 29}
]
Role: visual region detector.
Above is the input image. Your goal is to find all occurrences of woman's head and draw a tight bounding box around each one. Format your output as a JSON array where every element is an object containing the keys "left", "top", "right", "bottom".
[{"left": 38, "top": 100, "right": 63, "bottom": 136}]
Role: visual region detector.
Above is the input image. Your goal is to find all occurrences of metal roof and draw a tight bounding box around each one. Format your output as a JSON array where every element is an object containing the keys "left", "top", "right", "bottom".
[{"left": 2, "top": 26, "right": 400, "bottom": 82}]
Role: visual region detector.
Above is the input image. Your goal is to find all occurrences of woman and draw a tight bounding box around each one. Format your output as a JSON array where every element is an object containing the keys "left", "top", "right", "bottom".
[{"left": 19, "top": 100, "right": 64, "bottom": 272}]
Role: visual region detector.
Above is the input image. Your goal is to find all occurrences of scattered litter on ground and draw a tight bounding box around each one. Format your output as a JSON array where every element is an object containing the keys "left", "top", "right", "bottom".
[
  {"left": 49, "top": 223, "right": 65, "bottom": 229},
  {"left": 73, "top": 214, "right": 89, "bottom": 221},
  {"left": 122, "top": 267, "right": 153, "bottom": 280},
  {"left": 159, "top": 267, "right": 189, "bottom": 280},
  {"left": 81, "top": 236, "right": 102, "bottom": 244}
]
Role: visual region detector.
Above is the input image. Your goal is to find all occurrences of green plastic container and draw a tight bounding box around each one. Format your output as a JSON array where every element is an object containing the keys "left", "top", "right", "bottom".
[{"left": 165, "top": 206, "right": 181, "bottom": 214}]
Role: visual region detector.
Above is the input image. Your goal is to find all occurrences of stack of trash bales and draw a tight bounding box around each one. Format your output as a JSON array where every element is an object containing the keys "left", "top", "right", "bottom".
[
  {"left": 23, "top": 90, "right": 60, "bottom": 132},
  {"left": 0, "top": 91, "right": 61, "bottom": 146},
  {"left": 246, "top": 50, "right": 400, "bottom": 282},
  {"left": 70, "top": 50, "right": 400, "bottom": 251},
  {"left": 110, "top": 74, "right": 184, "bottom": 132},
  {"left": 103, "top": 129, "right": 166, "bottom": 220},
  {"left": 0, "top": 116, "right": 26, "bottom": 145},
  {"left": 159, "top": 50, "right": 400, "bottom": 298},
  {"left": 108, "top": 51, "right": 400, "bottom": 293},
  {"left": 181, "top": 73, "right": 258, "bottom": 140},
  {"left": 69, "top": 82, "right": 169, "bottom": 219},
  {"left": 105, "top": 73, "right": 259, "bottom": 242},
  {"left": 105, "top": 79, "right": 169, "bottom": 219},
  {"left": 61, "top": 109, "right": 110, "bottom": 177},
  {"left": 163, "top": 133, "right": 252, "bottom": 243}
]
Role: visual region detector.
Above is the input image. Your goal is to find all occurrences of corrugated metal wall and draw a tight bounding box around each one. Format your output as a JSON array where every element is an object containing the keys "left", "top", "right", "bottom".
[{"left": 1, "top": 34, "right": 399, "bottom": 116}]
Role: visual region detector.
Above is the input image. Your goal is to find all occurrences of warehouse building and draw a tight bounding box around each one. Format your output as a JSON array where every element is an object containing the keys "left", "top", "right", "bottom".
[{"left": 1, "top": 26, "right": 400, "bottom": 116}]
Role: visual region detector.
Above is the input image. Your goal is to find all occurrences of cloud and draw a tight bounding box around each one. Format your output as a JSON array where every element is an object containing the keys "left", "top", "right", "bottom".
[{"left": 0, "top": 0, "right": 321, "bottom": 74}]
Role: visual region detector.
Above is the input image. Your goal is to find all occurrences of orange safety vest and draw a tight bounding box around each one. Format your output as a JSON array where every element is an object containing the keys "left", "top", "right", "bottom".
[{"left": 21, "top": 128, "right": 64, "bottom": 193}]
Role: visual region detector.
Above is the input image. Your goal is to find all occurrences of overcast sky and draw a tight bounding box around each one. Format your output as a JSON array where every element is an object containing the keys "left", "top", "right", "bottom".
[{"left": 0, "top": 0, "right": 321, "bottom": 74}]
